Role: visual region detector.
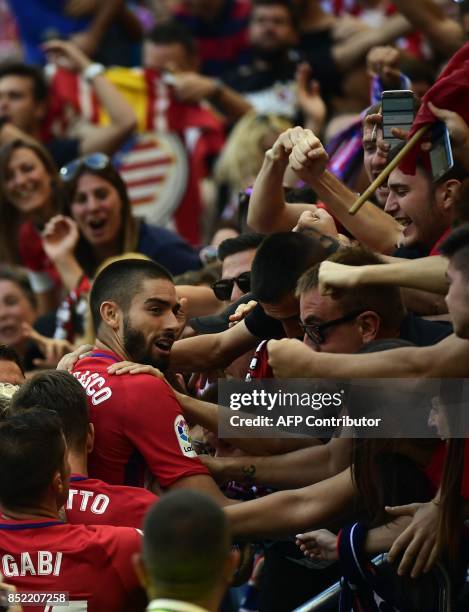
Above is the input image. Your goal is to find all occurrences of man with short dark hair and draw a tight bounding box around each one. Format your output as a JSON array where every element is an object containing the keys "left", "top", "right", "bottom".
[
  {"left": 72, "top": 258, "right": 232, "bottom": 505},
  {"left": 11, "top": 369, "right": 158, "bottom": 528},
  {"left": 0, "top": 409, "right": 145, "bottom": 611},
  {"left": 134, "top": 490, "right": 238, "bottom": 612}
]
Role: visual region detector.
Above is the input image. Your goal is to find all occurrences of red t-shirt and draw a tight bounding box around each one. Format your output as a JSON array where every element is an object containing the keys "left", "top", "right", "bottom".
[
  {"left": 0, "top": 516, "right": 144, "bottom": 611},
  {"left": 72, "top": 351, "right": 209, "bottom": 487},
  {"left": 18, "top": 221, "right": 61, "bottom": 287},
  {"left": 429, "top": 228, "right": 451, "bottom": 256},
  {"left": 66, "top": 474, "right": 158, "bottom": 528}
]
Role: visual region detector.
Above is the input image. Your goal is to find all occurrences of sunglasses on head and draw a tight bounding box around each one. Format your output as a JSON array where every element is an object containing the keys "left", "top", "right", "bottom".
[
  {"left": 300, "top": 310, "right": 364, "bottom": 347},
  {"left": 212, "top": 272, "right": 251, "bottom": 301},
  {"left": 59, "top": 153, "right": 111, "bottom": 182}
]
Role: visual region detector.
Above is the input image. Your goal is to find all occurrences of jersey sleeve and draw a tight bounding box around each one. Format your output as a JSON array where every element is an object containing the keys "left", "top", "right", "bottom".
[{"left": 122, "top": 375, "right": 210, "bottom": 488}]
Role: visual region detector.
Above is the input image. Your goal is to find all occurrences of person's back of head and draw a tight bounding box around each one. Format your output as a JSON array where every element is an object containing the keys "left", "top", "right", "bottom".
[
  {"left": 139, "top": 490, "right": 236, "bottom": 608},
  {"left": 297, "top": 246, "right": 406, "bottom": 333},
  {"left": 0, "top": 409, "right": 67, "bottom": 512},
  {"left": 251, "top": 231, "right": 333, "bottom": 304},
  {"left": 90, "top": 258, "right": 173, "bottom": 337},
  {"left": 11, "top": 370, "right": 89, "bottom": 455}
]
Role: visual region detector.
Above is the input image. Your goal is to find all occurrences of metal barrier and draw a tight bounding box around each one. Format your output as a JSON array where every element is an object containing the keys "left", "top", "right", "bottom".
[
  {"left": 293, "top": 555, "right": 452, "bottom": 612},
  {"left": 292, "top": 555, "right": 380, "bottom": 612}
]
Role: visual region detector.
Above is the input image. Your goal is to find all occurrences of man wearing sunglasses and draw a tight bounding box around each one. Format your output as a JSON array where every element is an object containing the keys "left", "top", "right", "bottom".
[{"left": 212, "top": 233, "right": 264, "bottom": 303}]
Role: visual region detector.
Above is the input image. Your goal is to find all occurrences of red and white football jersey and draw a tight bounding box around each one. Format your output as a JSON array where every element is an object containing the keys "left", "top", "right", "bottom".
[
  {"left": 72, "top": 351, "right": 209, "bottom": 487},
  {"left": 66, "top": 474, "right": 157, "bottom": 528},
  {"left": 0, "top": 516, "right": 145, "bottom": 611}
]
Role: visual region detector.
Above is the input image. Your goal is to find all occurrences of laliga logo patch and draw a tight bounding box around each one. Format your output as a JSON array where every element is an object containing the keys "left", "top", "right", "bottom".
[{"left": 174, "top": 415, "right": 197, "bottom": 458}]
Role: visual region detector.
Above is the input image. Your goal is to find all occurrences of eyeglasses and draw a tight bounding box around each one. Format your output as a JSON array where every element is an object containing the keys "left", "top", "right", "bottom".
[
  {"left": 59, "top": 153, "right": 111, "bottom": 182},
  {"left": 300, "top": 310, "right": 363, "bottom": 347},
  {"left": 212, "top": 272, "right": 251, "bottom": 301}
]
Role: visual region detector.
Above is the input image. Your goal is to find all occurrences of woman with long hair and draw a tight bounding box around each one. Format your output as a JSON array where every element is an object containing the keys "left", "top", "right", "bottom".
[{"left": 0, "top": 139, "right": 64, "bottom": 312}]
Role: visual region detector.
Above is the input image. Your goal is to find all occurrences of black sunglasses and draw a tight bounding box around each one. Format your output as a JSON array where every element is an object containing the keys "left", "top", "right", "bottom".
[
  {"left": 300, "top": 310, "right": 364, "bottom": 347},
  {"left": 59, "top": 153, "right": 111, "bottom": 182},
  {"left": 212, "top": 272, "right": 251, "bottom": 301}
]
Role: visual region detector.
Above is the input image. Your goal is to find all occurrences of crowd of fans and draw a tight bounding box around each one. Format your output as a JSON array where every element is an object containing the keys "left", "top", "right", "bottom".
[{"left": 0, "top": 0, "right": 468, "bottom": 611}]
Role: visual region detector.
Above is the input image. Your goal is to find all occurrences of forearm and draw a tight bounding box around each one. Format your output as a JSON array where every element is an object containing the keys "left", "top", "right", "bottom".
[
  {"left": 364, "top": 517, "right": 413, "bottom": 554},
  {"left": 309, "top": 170, "right": 402, "bottom": 254},
  {"left": 213, "top": 84, "right": 252, "bottom": 122},
  {"left": 227, "top": 468, "right": 355, "bottom": 538},
  {"left": 214, "top": 444, "right": 341, "bottom": 489},
  {"left": 306, "top": 335, "right": 469, "bottom": 378},
  {"left": 169, "top": 324, "right": 257, "bottom": 372},
  {"left": 391, "top": 0, "right": 463, "bottom": 58},
  {"left": 333, "top": 15, "right": 411, "bottom": 72},
  {"left": 248, "top": 154, "right": 308, "bottom": 233},
  {"left": 49, "top": 253, "right": 85, "bottom": 293},
  {"left": 356, "top": 256, "right": 449, "bottom": 294}
]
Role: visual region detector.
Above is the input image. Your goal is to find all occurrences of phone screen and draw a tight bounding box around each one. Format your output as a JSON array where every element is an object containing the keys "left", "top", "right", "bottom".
[
  {"left": 429, "top": 123, "right": 454, "bottom": 182},
  {"left": 381, "top": 91, "right": 414, "bottom": 148}
]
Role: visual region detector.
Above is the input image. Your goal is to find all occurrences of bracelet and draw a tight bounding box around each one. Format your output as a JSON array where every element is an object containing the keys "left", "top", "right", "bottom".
[{"left": 82, "top": 62, "right": 105, "bottom": 83}]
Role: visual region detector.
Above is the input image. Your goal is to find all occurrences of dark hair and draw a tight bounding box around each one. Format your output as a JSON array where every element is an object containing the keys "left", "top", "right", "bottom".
[
  {"left": 251, "top": 0, "right": 298, "bottom": 29},
  {"left": 284, "top": 186, "right": 317, "bottom": 204},
  {"left": 90, "top": 258, "right": 173, "bottom": 333},
  {"left": 251, "top": 232, "right": 329, "bottom": 303},
  {"left": 61, "top": 160, "right": 139, "bottom": 278},
  {"left": 11, "top": 370, "right": 89, "bottom": 453},
  {"left": 0, "top": 409, "right": 65, "bottom": 509},
  {"left": 439, "top": 224, "right": 469, "bottom": 281},
  {"left": 296, "top": 247, "right": 406, "bottom": 331},
  {"left": 0, "top": 344, "right": 24, "bottom": 376},
  {"left": 0, "top": 265, "right": 37, "bottom": 310},
  {"left": 143, "top": 489, "right": 231, "bottom": 599},
  {"left": 0, "top": 63, "right": 48, "bottom": 102},
  {"left": 0, "top": 139, "right": 61, "bottom": 264},
  {"left": 144, "top": 21, "right": 196, "bottom": 56},
  {"left": 217, "top": 233, "right": 265, "bottom": 262}
]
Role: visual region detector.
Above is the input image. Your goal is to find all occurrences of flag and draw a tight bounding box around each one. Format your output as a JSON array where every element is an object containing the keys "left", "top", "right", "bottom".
[
  {"left": 46, "top": 66, "right": 225, "bottom": 245},
  {"left": 399, "top": 42, "right": 469, "bottom": 175}
]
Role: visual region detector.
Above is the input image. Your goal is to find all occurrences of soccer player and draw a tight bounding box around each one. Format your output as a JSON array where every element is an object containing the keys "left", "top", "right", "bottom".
[
  {"left": 11, "top": 369, "right": 158, "bottom": 528},
  {"left": 0, "top": 409, "right": 145, "bottom": 611},
  {"left": 71, "top": 258, "right": 232, "bottom": 505},
  {"left": 134, "top": 490, "right": 238, "bottom": 612}
]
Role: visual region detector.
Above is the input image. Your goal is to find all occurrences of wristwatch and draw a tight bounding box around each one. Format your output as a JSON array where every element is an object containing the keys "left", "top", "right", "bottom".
[{"left": 82, "top": 62, "right": 105, "bottom": 82}]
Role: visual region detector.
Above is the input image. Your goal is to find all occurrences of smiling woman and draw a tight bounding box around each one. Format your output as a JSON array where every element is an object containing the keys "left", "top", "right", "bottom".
[{"left": 0, "top": 139, "right": 63, "bottom": 312}]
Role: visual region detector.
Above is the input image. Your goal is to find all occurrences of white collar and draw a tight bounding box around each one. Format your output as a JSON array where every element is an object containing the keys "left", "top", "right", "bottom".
[{"left": 147, "top": 599, "right": 210, "bottom": 612}]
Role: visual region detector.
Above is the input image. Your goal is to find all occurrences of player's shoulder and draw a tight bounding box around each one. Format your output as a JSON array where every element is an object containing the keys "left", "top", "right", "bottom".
[{"left": 85, "top": 523, "right": 143, "bottom": 554}]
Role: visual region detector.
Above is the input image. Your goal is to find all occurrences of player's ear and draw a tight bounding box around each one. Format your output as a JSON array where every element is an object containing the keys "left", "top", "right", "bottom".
[
  {"left": 132, "top": 553, "right": 149, "bottom": 590},
  {"left": 100, "top": 300, "right": 121, "bottom": 330},
  {"left": 87, "top": 423, "right": 95, "bottom": 454}
]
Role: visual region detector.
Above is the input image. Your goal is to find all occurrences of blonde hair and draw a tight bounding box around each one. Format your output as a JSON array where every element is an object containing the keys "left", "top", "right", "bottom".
[
  {"left": 215, "top": 112, "right": 292, "bottom": 193},
  {"left": 81, "top": 252, "right": 152, "bottom": 345}
]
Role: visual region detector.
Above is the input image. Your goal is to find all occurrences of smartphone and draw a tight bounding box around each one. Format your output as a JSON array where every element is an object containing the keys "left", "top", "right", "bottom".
[
  {"left": 381, "top": 90, "right": 415, "bottom": 149},
  {"left": 429, "top": 121, "right": 454, "bottom": 182}
]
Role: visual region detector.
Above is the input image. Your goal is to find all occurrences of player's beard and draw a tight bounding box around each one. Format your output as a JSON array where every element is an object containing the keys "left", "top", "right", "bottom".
[{"left": 122, "top": 316, "right": 170, "bottom": 371}]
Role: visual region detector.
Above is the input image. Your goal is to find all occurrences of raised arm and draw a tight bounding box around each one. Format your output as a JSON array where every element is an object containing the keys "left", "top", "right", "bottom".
[
  {"left": 318, "top": 256, "right": 449, "bottom": 296},
  {"left": 247, "top": 128, "right": 326, "bottom": 233},
  {"left": 44, "top": 39, "right": 137, "bottom": 156},
  {"left": 226, "top": 467, "right": 356, "bottom": 538},
  {"left": 169, "top": 319, "right": 258, "bottom": 372},
  {"left": 267, "top": 334, "right": 469, "bottom": 379}
]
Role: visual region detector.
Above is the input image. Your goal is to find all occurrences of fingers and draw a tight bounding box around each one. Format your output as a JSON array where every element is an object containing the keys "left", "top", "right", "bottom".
[
  {"left": 384, "top": 503, "right": 418, "bottom": 517},
  {"left": 387, "top": 527, "right": 413, "bottom": 564}
]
